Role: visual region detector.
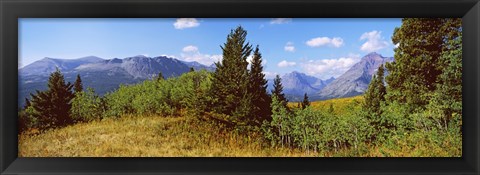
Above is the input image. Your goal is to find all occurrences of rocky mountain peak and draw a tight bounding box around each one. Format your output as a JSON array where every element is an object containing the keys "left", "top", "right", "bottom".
[{"left": 318, "top": 52, "right": 394, "bottom": 100}]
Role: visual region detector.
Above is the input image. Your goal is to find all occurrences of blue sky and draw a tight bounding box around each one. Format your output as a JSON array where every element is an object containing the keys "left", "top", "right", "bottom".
[{"left": 19, "top": 18, "right": 401, "bottom": 79}]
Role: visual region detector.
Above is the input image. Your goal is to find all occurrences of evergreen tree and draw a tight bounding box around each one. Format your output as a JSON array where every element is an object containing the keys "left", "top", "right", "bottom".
[
  {"left": 190, "top": 67, "right": 195, "bottom": 72},
  {"left": 24, "top": 98, "right": 31, "bottom": 109},
  {"left": 429, "top": 36, "right": 462, "bottom": 129},
  {"left": 271, "top": 74, "right": 288, "bottom": 109},
  {"left": 248, "top": 45, "right": 272, "bottom": 123},
  {"left": 29, "top": 68, "right": 75, "bottom": 129},
  {"left": 386, "top": 18, "right": 462, "bottom": 108},
  {"left": 376, "top": 64, "right": 387, "bottom": 102},
  {"left": 362, "top": 64, "right": 391, "bottom": 138},
  {"left": 74, "top": 74, "right": 83, "bottom": 93},
  {"left": 328, "top": 103, "right": 334, "bottom": 113},
  {"left": 301, "top": 93, "right": 310, "bottom": 109},
  {"left": 363, "top": 74, "right": 378, "bottom": 110},
  {"left": 364, "top": 64, "right": 386, "bottom": 117},
  {"left": 210, "top": 26, "right": 253, "bottom": 124},
  {"left": 157, "top": 72, "right": 164, "bottom": 81}
]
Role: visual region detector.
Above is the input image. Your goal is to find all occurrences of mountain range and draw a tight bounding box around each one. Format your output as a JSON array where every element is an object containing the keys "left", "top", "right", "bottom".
[
  {"left": 318, "top": 52, "right": 394, "bottom": 99},
  {"left": 18, "top": 52, "right": 393, "bottom": 106},
  {"left": 266, "top": 71, "right": 334, "bottom": 101},
  {"left": 18, "top": 55, "right": 215, "bottom": 107}
]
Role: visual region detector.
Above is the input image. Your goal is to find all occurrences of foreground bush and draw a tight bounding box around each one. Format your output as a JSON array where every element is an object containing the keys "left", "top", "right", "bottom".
[
  {"left": 102, "top": 70, "right": 213, "bottom": 118},
  {"left": 71, "top": 88, "right": 106, "bottom": 122}
]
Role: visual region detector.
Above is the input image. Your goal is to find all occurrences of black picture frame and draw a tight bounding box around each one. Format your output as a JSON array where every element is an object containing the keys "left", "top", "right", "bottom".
[{"left": 1, "top": 0, "right": 479, "bottom": 174}]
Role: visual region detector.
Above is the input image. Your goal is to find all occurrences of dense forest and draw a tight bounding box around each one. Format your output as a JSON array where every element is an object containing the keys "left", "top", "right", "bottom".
[{"left": 19, "top": 18, "right": 462, "bottom": 157}]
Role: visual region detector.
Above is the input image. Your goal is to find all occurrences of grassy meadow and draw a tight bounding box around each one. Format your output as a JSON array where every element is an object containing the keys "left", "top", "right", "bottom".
[
  {"left": 290, "top": 96, "right": 364, "bottom": 114},
  {"left": 18, "top": 96, "right": 367, "bottom": 157},
  {"left": 20, "top": 96, "right": 359, "bottom": 157},
  {"left": 19, "top": 95, "right": 460, "bottom": 157},
  {"left": 19, "top": 113, "right": 315, "bottom": 157}
]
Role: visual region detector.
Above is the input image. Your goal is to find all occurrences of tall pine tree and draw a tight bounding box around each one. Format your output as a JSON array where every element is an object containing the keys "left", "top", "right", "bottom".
[
  {"left": 301, "top": 93, "right": 310, "bottom": 109},
  {"left": 210, "top": 26, "right": 253, "bottom": 125},
  {"left": 74, "top": 74, "right": 83, "bottom": 93},
  {"left": 376, "top": 64, "right": 387, "bottom": 102},
  {"left": 363, "top": 64, "right": 386, "bottom": 117},
  {"left": 271, "top": 74, "right": 288, "bottom": 110},
  {"left": 429, "top": 35, "right": 462, "bottom": 128},
  {"left": 248, "top": 45, "right": 272, "bottom": 123},
  {"left": 29, "top": 68, "right": 75, "bottom": 129},
  {"left": 24, "top": 98, "right": 31, "bottom": 110},
  {"left": 156, "top": 72, "right": 164, "bottom": 81},
  {"left": 386, "top": 18, "right": 462, "bottom": 109}
]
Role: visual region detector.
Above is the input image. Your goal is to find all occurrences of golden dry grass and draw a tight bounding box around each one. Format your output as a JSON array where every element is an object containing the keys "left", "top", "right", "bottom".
[
  {"left": 288, "top": 95, "right": 364, "bottom": 114},
  {"left": 19, "top": 114, "right": 317, "bottom": 157},
  {"left": 310, "top": 95, "right": 364, "bottom": 113}
]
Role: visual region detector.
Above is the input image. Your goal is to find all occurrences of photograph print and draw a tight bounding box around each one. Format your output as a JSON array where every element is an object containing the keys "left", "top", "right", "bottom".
[{"left": 18, "top": 18, "right": 462, "bottom": 157}]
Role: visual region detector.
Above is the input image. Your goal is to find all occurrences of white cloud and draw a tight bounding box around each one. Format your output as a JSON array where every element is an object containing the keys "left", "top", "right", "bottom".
[
  {"left": 359, "top": 30, "right": 389, "bottom": 52},
  {"left": 331, "top": 38, "right": 344, "bottom": 47},
  {"left": 173, "top": 18, "right": 200, "bottom": 29},
  {"left": 263, "top": 71, "right": 278, "bottom": 79},
  {"left": 307, "top": 37, "right": 330, "bottom": 47},
  {"left": 284, "top": 42, "right": 295, "bottom": 52},
  {"left": 301, "top": 55, "right": 361, "bottom": 79},
  {"left": 182, "top": 45, "right": 199, "bottom": 52},
  {"left": 246, "top": 55, "right": 255, "bottom": 65},
  {"left": 277, "top": 60, "right": 297, "bottom": 68},
  {"left": 306, "top": 37, "right": 344, "bottom": 48},
  {"left": 270, "top": 18, "right": 292, "bottom": 24},
  {"left": 159, "top": 54, "right": 177, "bottom": 58},
  {"left": 180, "top": 45, "right": 221, "bottom": 65},
  {"left": 180, "top": 53, "right": 222, "bottom": 66}
]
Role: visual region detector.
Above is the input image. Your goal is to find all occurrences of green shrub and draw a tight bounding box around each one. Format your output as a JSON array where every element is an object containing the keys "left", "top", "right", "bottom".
[
  {"left": 131, "top": 80, "right": 173, "bottom": 116},
  {"left": 71, "top": 88, "right": 106, "bottom": 122},
  {"left": 104, "top": 84, "right": 139, "bottom": 117},
  {"left": 103, "top": 70, "right": 213, "bottom": 118},
  {"left": 18, "top": 106, "right": 39, "bottom": 133}
]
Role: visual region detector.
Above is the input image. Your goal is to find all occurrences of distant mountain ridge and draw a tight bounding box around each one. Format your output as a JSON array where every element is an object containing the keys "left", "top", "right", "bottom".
[
  {"left": 20, "top": 55, "right": 217, "bottom": 79},
  {"left": 318, "top": 52, "right": 394, "bottom": 100},
  {"left": 75, "top": 55, "right": 192, "bottom": 79},
  {"left": 180, "top": 60, "right": 216, "bottom": 72},
  {"left": 267, "top": 71, "right": 335, "bottom": 102},
  {"left": 20, "top": 56, "right": 104, "bottom": 76},
  {"left": 19, "top": 52, "right": 393, "bottom": 106},
  {"left": 18, "top": 55, "right": 215, "bottom": 106}
]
